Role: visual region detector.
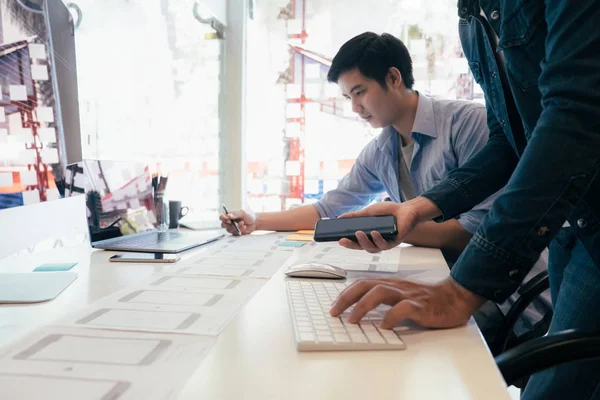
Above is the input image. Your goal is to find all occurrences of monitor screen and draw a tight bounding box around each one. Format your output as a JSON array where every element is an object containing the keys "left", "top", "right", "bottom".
[
  {"left": 66, "top": 160, "right": 158, "bottom": 242},
  {"left": 0, "top": 0, "right": 81, "bottom": 210}
]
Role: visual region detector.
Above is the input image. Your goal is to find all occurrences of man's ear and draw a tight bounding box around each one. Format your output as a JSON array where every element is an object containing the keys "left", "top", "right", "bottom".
[{"left": 387, "top": 67, "right": 404, "bottom": 88}]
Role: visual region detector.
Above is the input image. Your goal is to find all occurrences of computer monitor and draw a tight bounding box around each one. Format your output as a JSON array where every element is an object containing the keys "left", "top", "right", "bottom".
[
  {"left": 0, "top": 0, "right": 81, "bottom": 210},
  {"left": 65, "top": 159, "right": 156, "bottom": 242}
]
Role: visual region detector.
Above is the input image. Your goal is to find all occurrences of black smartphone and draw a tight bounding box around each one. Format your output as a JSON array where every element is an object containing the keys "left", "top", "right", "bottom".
[
  {"left": 314, "top": 215, "right": 398, "bottom": 242},
  {"left": 109, "top": 253, "right": 181, "bottom": 263}
]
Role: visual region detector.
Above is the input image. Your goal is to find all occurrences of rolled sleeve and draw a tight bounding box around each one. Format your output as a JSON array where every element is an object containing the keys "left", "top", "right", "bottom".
[
  {"left": 313, "top": 201, "right": 333, "bottom": 219},
  {"left": 314, "top": 141, "right": 386, "bottom": 219}
]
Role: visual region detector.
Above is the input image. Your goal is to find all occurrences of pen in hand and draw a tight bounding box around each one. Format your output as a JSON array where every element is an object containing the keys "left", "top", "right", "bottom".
[{"left": 222, "top": 204, "right": 241, "bottom": 235}]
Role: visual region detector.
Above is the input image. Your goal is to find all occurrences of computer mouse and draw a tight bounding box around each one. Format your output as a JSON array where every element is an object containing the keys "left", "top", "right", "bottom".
[{"left": 285, "top": 263, "right": 347, "bottom": 279}]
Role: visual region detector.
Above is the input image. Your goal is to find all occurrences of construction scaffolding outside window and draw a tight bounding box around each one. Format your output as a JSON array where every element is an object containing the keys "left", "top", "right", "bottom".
[{"left": 245, "top": 0, "right": 482, "bottom": 213}]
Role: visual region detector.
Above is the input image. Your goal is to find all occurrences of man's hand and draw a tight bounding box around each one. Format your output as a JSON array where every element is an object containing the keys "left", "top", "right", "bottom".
[
  {"left": 219, "top": 209, "right": 256, "bottom": 235},
  {"left": 337, "top": 201, "right": 420, "bottom": 253},
  {"left": 330, "top": 276, "right": 485, "bottom": 329}
]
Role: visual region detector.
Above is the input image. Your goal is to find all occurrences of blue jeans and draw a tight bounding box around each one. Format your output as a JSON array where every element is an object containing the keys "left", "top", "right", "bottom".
[{"left": 522, "top": 228, "right": 600, "bottom": 400}]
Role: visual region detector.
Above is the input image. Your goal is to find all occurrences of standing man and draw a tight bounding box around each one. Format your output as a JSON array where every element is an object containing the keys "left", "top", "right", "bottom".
[{"left": 330, "top": 2, "right": 600, "bottom": 399}]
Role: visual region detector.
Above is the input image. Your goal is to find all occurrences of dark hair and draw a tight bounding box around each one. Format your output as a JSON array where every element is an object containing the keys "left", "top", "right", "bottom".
[{"left": 327, "top": 32, "right": 414, "bottom": 90}]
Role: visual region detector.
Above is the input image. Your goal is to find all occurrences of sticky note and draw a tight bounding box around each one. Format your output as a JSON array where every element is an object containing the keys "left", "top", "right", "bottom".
[
  {"left": 13, "top": 128, "right": 33, "bottom": 143},
  {"left": 41, "top": 148, "right": 59, "bottom": 163},
  {"left": 295, "top": 230, "right": 314, "bottom": 235},
  {"left": 285, "top": 234, "right": 314, "bottom": 242},
  {"left": 22, "top": 189, "right": 40, "bottom": 205},
  {"left": 36, "top": 107, "right": 55, "bottom": 122},
  {"left": 9, "top": 85, "right": 27, "bottom": 101},
  {"left": 31, "top": 64, "right": 49, "bottom": 81},
  {"left": 46, "top": 188, "right": 60, "bottom": 201},
  {"left": 0, "top": 172, "right": 13, "bottom": 187},
  {"left": 18, "top": 149, "right": 36, "bottom": 164},
  {"left": 33, "top": 262, "right": 78, "bottom": 272},
  {"left": 20, "top": 170, "right": 37, "bottom": 185},
  {"left": 28, "top": 43, "right": 47, "bottom": 60},
  {"left": 38, "top": 127, "right": 56, "bottom": 143},
  {"left": 278, "top": 241, "right": 306, "bottom": 248}
]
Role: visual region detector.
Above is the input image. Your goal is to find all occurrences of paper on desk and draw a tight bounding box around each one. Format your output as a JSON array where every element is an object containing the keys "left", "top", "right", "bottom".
[
  {"left": 289, "top": 242, "right": 406, "bottom": 273},
  {"left": 0, "top": 326, "right": 216, "bottom": 400},
  {"left": 57, "top": 275, "right": 266, "bottom": 336},
  {"left": 292, "top": 242, "right": 448, "bottom": 273},
  {"left": 213, "top": 233, "right": 288, "bottom": 252},
  {"left": 182, "top": 233, "right": 293, "bottom": 279},
  {"left": 171, "top": 258, "right": 286, "bottom": 279},
  {"left": 186, "top": 241, "right": 291, "bottom": 278}
]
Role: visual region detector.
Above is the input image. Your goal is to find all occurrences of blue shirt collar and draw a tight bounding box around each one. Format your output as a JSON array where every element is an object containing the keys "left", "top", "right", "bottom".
[{"left": 411, "top": 92, "right": 438, "bottom": 139}]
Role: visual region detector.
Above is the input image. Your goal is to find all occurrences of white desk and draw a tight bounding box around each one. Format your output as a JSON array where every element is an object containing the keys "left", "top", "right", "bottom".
[{"left": 0, "top": 236, "right": 510, "bottom": 400}]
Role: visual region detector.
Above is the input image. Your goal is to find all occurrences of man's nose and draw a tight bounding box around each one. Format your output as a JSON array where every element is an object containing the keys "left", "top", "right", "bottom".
[{"left": 351, "top": 98, "right": 363, "bottom": 114}]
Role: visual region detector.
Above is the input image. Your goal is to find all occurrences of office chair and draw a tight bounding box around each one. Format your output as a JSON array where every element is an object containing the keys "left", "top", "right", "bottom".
[
  {"left": 496, "top": 329, "right": 600, "bottom": 386},
  {"left": 490, "top": 270, "right": 552, "bottom": 356}
]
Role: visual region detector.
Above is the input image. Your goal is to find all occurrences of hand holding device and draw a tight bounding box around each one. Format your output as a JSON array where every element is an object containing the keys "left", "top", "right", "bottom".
[
  {"left": 109, "top": 253, "right": 180, "bottom": 263},
  {"left": 336, "top": 202, "right": 422, "bottom": 253},
  {"left": 314, "top": 215, "right": 398, "bottom": 243}
]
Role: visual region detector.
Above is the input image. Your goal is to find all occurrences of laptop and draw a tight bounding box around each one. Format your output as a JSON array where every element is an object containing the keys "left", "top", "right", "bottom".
[{"left": 65, "top": 160, "right": 224, "bottom": 253}]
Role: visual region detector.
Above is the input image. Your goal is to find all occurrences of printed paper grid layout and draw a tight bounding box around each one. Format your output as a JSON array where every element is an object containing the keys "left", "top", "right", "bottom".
[
  {"left": 0, "top": 326, "right": 215, "bottom": 400},
  {"left": 290, "top": 242, "right": 448, "bottom": 273},
  {"left": 179, "top": 233, "right": 292, "bottom": 279},
  {"left": 0, "top": 233, "right": 294, "bottom": 399},
  {"left": 288, "top": 242, "right": 404, "bottom": 272},
  {"left": 57, "top": 274, "right": 267, "bottom": 336}
]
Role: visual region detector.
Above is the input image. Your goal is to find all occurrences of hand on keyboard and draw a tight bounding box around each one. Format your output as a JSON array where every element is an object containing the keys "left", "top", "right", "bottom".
[
  {"left": 287, "top": 281, "right": 405, "bottom": 351},
  {"left": 329, "top": 276, "right": 486, "bottom": 330}
]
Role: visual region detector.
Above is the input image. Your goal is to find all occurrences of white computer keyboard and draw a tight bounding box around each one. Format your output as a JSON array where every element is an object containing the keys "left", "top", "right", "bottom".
[{"left": 286, "top": 281, "right": 406, "bottom": 351}]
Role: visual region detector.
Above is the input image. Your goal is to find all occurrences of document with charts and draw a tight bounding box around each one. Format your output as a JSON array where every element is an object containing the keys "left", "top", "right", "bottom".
[
  {"left": 57, "top": 274, "right": 266, "bottom": 336},
  {"left": 0, "top": 326, "right": 215, "bottom": 400}
]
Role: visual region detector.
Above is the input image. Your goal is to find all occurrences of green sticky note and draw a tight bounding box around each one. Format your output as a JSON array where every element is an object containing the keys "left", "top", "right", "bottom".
[
  {"left": 33, "top": 262, "right": 78, "bottom": 272},
  {"left": 278, "top": 241, "right": 306, "bottom": 248}
]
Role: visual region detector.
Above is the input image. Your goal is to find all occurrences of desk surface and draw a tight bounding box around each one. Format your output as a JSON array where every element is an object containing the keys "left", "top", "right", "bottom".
[{"left": 0, "top": 236, "right": 510, "bottom": 400}]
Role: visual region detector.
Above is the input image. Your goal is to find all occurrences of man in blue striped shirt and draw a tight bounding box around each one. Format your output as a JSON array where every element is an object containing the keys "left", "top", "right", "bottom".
[
  {"left": 221, "top": 32, "right": 491, "bottom": 253},
  {"left": 221, "top": 32, "right": 551, "bottom": 346}
]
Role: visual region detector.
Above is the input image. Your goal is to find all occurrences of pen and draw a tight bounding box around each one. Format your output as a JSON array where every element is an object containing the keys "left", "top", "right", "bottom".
[{"left": 222, "top": 203, "right": 241, "bottom": 235}]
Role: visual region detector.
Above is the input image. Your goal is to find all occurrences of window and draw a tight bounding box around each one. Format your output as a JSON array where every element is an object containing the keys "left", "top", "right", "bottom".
[
  {"left": 245, "top": 0, "right": 478, "bottom": 212},
  {"left": 74, "top": 0, "right": 224, "bottom": 219}
]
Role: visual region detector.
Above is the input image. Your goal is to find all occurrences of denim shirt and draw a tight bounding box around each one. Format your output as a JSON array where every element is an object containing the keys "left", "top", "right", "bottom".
[
  {"left": 421, "top": 0, "right": 600, "bottom": 302},
  {"left": 314, "top": 93, "right": 494, "bottom": 235}
]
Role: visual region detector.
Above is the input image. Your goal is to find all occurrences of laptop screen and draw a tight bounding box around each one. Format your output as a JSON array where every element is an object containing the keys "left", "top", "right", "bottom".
[{"left": 65, "top": 160, "right": 156, "bottom": 242}]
